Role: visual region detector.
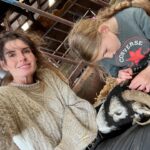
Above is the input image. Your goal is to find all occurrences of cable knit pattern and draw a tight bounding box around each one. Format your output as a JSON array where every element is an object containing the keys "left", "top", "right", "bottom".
[{"left": 0, "top": 69, "right": 97, "bottom": 150}]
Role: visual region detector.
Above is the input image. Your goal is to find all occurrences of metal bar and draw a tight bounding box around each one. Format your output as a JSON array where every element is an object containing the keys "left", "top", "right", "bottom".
[
  {"left": 2, "top": 0, "right": 74, "bottom": 27},
  {"left": 90, "top": 0, "right": 109, "bottom": 7},
  {"left": 53, "top": 27, "right": 68, "bottom": 34},
  {"left": 41, "top": 50, "right": 95, "bottom": 67},
  {"left": 62, "top": 47, "right": 71, "bottom": 57},
  {"left": 44, "top": 36, "right": 62, "bottom": 43},
  {"left": 74, "top": 2, "right": 89, "bottom": 10},
  {"left": 41, "top": 51, "right": 79, "bottom": 65},
  {"left": 72, "top": 66, "right": 94, "bottom": 92},
  {"left": 59, "top": 0, "right": 78, "bottom": 17},
  {"left": 68, "top": 61, "right": 85, "bottom": 87},
  {"left": 68, "top": 60, "right": 84, "bottom": 79},
  {"left": 53, "top": 35, "right": 68, "bottom": 55}
]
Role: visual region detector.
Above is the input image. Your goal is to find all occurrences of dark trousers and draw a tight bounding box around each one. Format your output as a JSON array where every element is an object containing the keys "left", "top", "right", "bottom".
[{"left": 88, "top": 124, "right": 150, "bottom": 150}]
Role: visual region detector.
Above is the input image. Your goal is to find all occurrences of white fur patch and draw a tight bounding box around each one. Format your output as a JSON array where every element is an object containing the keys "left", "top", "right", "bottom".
[
  {"left": 132, "top": 102, "right": 150, "bottom": 115},
  {"left": 96, "top": 103, "right": 116, "bottom": 134},
  {"left": 109, "top": 96, "right": 128, "bottom": 122}
]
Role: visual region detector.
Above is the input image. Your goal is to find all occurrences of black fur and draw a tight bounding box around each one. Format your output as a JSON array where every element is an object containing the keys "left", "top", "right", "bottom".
[{"left": 104, "top": 85, "right": 134, "bottom": 129}]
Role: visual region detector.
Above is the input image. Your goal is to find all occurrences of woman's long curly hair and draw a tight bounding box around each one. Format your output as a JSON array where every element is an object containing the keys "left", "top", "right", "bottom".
[{"left": 0, "top": 31, "right": 67, "bottom": 84}]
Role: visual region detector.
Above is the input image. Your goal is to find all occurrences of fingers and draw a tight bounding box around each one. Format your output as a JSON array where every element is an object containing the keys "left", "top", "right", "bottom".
[
  {"left": 118, "top": 68, "right": 133, "bottom": 79},
  {"left": 123, "top": 67, "right": 150, "bottom": 93},
  {"left": 129, "top": 82, "right": 150, "bottom": 93},
  {"left": 116, "top": 78, "right": 125, "bottom": 84},
  {"left": 145, "top": 85, "right": 150, "bottom": 93},
  {"left": 137, "top": 84, "right": 146, "bottom": 91}
]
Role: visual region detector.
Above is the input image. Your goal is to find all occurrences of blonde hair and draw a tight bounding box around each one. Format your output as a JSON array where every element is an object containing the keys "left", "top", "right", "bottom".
[{"left": 68, "top": 0, "right": 150, "bottom": 61}]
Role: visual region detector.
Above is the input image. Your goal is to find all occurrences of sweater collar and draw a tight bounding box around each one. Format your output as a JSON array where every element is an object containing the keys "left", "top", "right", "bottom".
[{"left": 9, "top": 80, "right": 41, "bottom": 90}]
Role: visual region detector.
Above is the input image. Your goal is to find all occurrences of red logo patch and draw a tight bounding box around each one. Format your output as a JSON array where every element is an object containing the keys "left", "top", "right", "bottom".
[{"left": 127, "top": 48, "right": 145, "bottom": 65}]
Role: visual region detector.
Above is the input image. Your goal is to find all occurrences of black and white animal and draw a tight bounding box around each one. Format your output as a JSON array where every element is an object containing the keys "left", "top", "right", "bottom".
[
  {"left": 96, "top": 52, "right": 150, "bottom": 135},
  {"left": 96, "top": 84, "right": 150, "bottom": 135}
]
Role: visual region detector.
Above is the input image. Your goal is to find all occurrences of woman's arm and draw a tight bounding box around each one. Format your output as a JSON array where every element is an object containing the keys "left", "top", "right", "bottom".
[
  {"left": 52, "top": 72, "right": 98, "bottom": 150},
  {"left": 0, "top": 91, "right": 19, "bottom": 150}
]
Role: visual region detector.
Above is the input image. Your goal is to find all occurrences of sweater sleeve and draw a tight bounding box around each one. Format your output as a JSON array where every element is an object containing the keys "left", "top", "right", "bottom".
[
  {"left": 0, "top": 90, "right": 19, "bottom": 150},
  {"left": 134, "top": 8, "right": 150, "bottom": 40},
  {"left": 50, "top": 72, "right": 98, "bottom": 150}
]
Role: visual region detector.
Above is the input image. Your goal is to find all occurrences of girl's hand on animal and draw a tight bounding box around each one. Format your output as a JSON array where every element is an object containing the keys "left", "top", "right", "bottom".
[
  {"left": 129, "top": 66, "right": 150, "bottom": 93},
  {"left": 117, "top": 68, "right": 133, "bottom": 84}
]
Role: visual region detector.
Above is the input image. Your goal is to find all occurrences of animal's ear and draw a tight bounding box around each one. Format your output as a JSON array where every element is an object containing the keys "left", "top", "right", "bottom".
[
  {"left": 98, "top": 25, "right": 109, "bottom": 34},
  {"left": 0, "top": 61, "right": 8, "bottom": 71}
]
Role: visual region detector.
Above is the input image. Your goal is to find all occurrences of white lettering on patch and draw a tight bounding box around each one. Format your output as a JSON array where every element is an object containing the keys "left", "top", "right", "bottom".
[{"left": 119, "top": 40, "right": 143, "bottom": 63}]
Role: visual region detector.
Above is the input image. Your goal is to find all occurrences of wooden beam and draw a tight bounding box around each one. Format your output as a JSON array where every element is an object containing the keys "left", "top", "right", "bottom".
[
  {"left": 2, "top": 0, "right": 74, "bottom": 27},
  {"left": 90, "top": 0, "right": 110, "bottom": 7}
]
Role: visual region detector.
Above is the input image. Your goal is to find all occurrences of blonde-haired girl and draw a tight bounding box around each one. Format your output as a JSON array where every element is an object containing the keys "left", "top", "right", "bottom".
[{"left": 68, "top": 0, "right": 150, "bottom": 93}]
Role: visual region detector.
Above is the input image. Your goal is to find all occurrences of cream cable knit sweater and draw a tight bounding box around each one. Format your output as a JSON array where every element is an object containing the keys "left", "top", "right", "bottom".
[{"left": 0, "top": 69, "right": 97, "bottom": 150}]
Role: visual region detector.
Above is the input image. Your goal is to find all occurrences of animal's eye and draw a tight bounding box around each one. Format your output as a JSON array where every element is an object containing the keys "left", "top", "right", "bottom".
[{"left": 115, "top": 112, "right": 122, "bottom": 116}]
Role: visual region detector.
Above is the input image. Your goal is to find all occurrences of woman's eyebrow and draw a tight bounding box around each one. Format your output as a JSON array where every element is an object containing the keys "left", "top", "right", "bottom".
[
  {"left": 4, "top": 46, "right": 30, "bottom": 53},
  {"left": 22, "top": 47, "right": 31, "bottom": 51}
]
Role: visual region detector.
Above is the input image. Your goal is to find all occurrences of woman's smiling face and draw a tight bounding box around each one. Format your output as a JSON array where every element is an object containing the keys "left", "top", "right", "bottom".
[{"left": 1, "top": 39, "right": 37, "bottom": 84}]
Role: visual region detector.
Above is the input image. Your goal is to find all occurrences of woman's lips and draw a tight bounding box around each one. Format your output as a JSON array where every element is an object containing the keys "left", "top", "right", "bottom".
[{"left": 18, "top": 64, "right": 30, "bottom": 69}]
